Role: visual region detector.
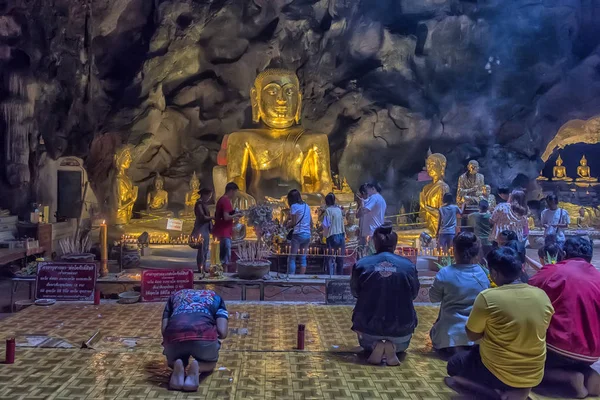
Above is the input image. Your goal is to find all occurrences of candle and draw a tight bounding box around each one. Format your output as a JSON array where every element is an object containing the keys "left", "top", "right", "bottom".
[
  {"left": 210, "top": 237, "right": 221, "bottom": 266},
  {"left": 100, "top": 221, "right": 108, "bottom": 277}
]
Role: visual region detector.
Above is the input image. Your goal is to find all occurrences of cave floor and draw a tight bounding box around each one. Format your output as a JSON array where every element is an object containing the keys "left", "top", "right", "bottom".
[{"left": 0, "top": 302, "right": 597, "bottom": 400}]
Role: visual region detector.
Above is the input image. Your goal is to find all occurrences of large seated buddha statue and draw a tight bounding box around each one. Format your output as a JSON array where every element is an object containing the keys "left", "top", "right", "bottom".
[
  {"left": 213, "top": 69, "right": 333, "bottom": 208},
  {"left": 552, "top": 154, "right": 572, "bottom": 181},
  {"left": 112, "top": 146, "right": 138, "bottom": 226},
  {"left": 576, "top": 155, "right": 597, "bottom": 182}
]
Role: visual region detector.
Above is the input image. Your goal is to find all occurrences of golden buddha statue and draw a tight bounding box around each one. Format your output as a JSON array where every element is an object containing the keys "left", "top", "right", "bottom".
[
  {"left": 112, "top": 146, "right": 138, "bottom": 225},
  {"left": 232, "top": 216, "right": 247, "bottom": 242},
  {"left": 456, "top": 160, "right": 485, "bottom": 207},
  {"left": 179, "top": 172, "right": 200, "bottom": 217},
  {"left": 214, "top": 69, "right": 333, "bottom": 206},
  {"left": 552, "top": 155, "right": 571, "bottom": 181},
  {"left": 536, "top": 171, "right": 548, "bottom": 181},
  {"left": 146, "top": 173, "right": 173, "bottom": 217},
  {"left": 419, "top": 153, "right": 450, "bottom": 234},
  {"left": 345, "top": 208, "right": 360, "bottom": 243},
  {"left": 576, "top": 155, "right": 597, "bottom": 182},
  {"left": 483, "top": 185, "right": 496, "bottom": 210}
]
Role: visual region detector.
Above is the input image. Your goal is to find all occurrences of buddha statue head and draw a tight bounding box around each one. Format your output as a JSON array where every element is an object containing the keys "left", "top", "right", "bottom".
[
  {"left": 189, "top": 172, "right": 200, "bottom": 190},
  {"left": 153, "top": 173, "right": 165, "bottom": 191},
  {"left": 115, "top": 146, "right": 133, "bottom": 171},
  {"left": 425, "top": 153, "right": 447, "bottom": 182},
  {"left": 250, "top": 69, "right": 302, "bottom": 129},
  {"left": 556, "top": 154, "right": 564, "bottom": 166},
  {"left": 467, "top": 160, "right": 480, "bottom": 175},
  {"left": 580, "top": 155, "right": 588, "bottom": 167}
]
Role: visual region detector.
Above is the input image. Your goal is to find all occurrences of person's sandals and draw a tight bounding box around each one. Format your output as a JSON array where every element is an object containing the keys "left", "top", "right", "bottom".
[
  {"left": 383, "top": 341, "right": 400, "bottom": 366},
  {"left": 367, "top": 341, "right": 385, "bottom": 365},
  {"left": 183, "top": 360, "right": 200, "bottom": 392},
  {"left": 169, "top": 359, "right": 185, "bottom": 390}
]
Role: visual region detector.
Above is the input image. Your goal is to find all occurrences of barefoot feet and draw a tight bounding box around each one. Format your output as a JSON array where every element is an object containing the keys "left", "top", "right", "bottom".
[
  {"left": 169, "top": 359, "right": 185, "bottom": 390},
  {"left": 183, "top": 360, "right": 200, "bottom": 392},
  {"left": 586, "top": 369, "right": 600, "bottom": 397},
  {"left": 367, "top": 341, "right": 385, "bottom": 365},
  {"left": 383, "top": 341, "right": 400, "bottom": 366}
]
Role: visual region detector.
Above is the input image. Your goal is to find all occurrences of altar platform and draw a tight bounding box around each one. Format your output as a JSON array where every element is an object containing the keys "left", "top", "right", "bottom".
[{"left": 0, "top": 302, "right": 596, "bottom": 400}]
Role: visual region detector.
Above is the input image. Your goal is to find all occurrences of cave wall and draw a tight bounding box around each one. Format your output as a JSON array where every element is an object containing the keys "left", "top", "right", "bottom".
[{"left": 2, "top": 0, "right": 600, "bottom": 215}]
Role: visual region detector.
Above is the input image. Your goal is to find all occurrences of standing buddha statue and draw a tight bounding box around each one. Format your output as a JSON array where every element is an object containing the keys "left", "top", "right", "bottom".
[
  {"left": 213, "top": 69, "right": 333, "bottom": 206},
  {"left": 179, "top": 172, "right": 200, "bottom": 217},
  {"left": 419, "top": 153, "right": 450, "bottom": 234},
  {"left": 456, "top": 160, "right": 485, "bottom": 207},
  {"left": 552, "top": 154, "right": 571, "bottom": 181},
  {"left": 576, "top": 155, "right": 597, "bottom": 182},
  {"left": 112, "top": 146, "right": 138, "bottom": 225}
]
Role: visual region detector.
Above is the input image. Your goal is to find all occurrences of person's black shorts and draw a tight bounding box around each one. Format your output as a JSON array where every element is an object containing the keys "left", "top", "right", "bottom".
[
  {"left": 545, "top": 349, "right": 595, "bottom": 372},
  {"left": 447, "top": 345, "right": 512, "bottom": 391}
]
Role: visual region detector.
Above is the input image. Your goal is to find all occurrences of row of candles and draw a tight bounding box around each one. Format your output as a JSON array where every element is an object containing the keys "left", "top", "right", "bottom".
[
  {"left": 277, "top": 246, "right": 355, "bottom": 256},
  {"left": 119, "top": 234, "right": 205, "bottom": 245},
  {"left": 399, "top": 247, "right": 454, "bottom": 257}
]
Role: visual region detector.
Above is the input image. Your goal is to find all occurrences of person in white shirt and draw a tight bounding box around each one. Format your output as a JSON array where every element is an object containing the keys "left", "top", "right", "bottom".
[
  {"left": 286, "top": 189, "right": 312, "bottom": 275},
  {"left": 357, "top": 182, "right": 387, "bottom": 246},
  {"left": 541, "top": 194, "right": 570, "bottom": 245},
  {"left": 322, "top": 193, "right": 346, "bottom": 275}
]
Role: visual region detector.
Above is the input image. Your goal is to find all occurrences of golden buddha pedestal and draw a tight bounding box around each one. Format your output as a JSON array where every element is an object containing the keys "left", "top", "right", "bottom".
[
  {"left": 112, "top": 146, "right": 139, "bottom": 226},
  {"left": 145, "top": 173, "right": 173, "bottom": 217},
  {"left": 576, "top": 155, "right": 597, "bottom": 183},
  {"left": 552, "top": 154, "right": 572, "bottom": 181},
  {"left": 456, "top": 160, "right": 485, "bottom": 207},
  {"left": 419, "top": 153, "right": 450, "bottom": 234},
  {"left": 179, "top": 172, "right": 200, "bottom": 218},
  {"left": 213, "top": 69, "right": 333, "bottom": 208}
]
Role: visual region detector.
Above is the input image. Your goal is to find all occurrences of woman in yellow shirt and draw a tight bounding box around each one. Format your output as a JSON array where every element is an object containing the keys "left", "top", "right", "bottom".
[{"left": 445, "top": 247, "right": 554, "bottom": 399}]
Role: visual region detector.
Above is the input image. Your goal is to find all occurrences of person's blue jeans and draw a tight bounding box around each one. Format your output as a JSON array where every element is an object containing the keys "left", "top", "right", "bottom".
[
  {"left": 219, "top": 237, "right": 231, "bottom": 266},
  {"left": 288, "top": 232, "right": 311, "bottom": 274},
  {"left": 196, "top": 225, "right": 211, "bottom": 271},
  {"left": 326, "top": 233, "right": 346, "bottom": 275},
  {"left": 438, "top": 233, "right": 455, "bottom": 251},
  {"left": 357, "top": 332, "right": 412, "bottom": 353}
]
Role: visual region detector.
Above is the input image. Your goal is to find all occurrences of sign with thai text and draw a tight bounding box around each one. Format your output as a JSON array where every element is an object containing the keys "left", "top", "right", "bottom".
[
  {"left": 141, "top": 269, "right": 194, "bottom": 302},
  {"left": 166, "top": 218, "right": 183, "bottom": 231},
  {"left": 325, "top": 279, "right": 356, "bottom": 305},
  {"left": 36, "top": 262, "right": 97, "bottom": 301}
]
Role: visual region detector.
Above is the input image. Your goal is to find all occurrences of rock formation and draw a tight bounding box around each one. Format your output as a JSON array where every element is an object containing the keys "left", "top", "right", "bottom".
[{"left": 2, "top": 0, "right": 600, "bottom": 215}]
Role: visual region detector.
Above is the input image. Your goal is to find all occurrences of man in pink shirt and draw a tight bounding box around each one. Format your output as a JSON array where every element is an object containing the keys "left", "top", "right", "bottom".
[{"left": 529, "top": 237, "right": 600, "bottom": 398}]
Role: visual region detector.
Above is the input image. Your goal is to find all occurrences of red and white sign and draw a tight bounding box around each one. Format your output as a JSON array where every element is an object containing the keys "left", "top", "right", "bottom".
[
  {"left": 141, "top": 269, "right": 194, "bottom": 302},
  {"left": 166, "top": 218, "right": 183, "bottom": 231},
  {"left": 36, "top": 262, "right": 97, "bottom": 301}
]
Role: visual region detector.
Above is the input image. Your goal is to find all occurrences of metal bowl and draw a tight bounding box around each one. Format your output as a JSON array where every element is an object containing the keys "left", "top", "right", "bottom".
[{"left": 118, "top": 291, "right": 140, "bottom": 304}]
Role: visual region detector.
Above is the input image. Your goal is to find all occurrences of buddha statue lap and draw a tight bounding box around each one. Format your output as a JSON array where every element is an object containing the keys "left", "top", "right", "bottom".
[
  {"left": 419, "top": 153, "right": 450, "bottom": 234},
  {"left": 456, "top": 160, "right": 485, "bottom": 207},
  {"left": 214, "top": 69, "right": 333, "bottom": 208},
  {"left": 536, "top": 171, "right": 548, "bottom": 181},
  {"left": 552, "top": 155, "right": 572, "bottom": 181},
  {"left": 145, "top": 173, "right": 173, "bottom": 217},
  {"left": 179, "top": 172, "right": 200, "bottom": 218},
  {"left": 576, "top": 155, "right": 597, "bottom": 182},
  {"left": 112, "top": 146, "right": 139, "bottom": 225}
]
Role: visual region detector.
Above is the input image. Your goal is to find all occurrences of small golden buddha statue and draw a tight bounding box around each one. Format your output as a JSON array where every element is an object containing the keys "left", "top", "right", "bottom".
[
  {"left": 112, "top": 146, "right": 139, "bottom": 225},
  {"left": 146, "top": 173, "right": 173, "bottom": 217},
  {"left": 345, "top": 208, "right": 360, "bottom": 243},
  {"left": 482, "top": 185, "right": 496, "bottom": 210},
  {"left": 553, "top": 155, "right": 572, "bottom": 181},
  {"left": 536, "top": 171, "right": 548, "bottom": 181},
  {"left": 576, "top": 155, "right": 597, "bottom": 182},
  {"left": 456, "top": 160, "right": 485, "bottom": 207},
  {"left": 232, "top": 216, "right": 247, "bottom": 242},
  {"left": 216, "top": 69, "right": 333, "bottom": 205},
  {"left": 419, "top": 153, "right": 450, "bottom": 234},
  {"left": 179, "top": 172, "right": 200, "bottom": 217}
]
